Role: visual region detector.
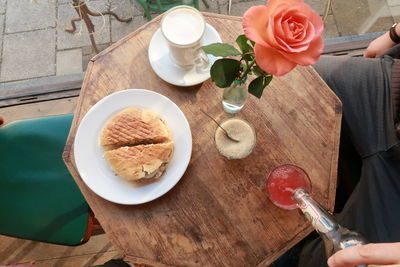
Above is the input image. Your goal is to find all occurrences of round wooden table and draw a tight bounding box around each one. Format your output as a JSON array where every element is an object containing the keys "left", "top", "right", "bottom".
[{"left": 63, "top": 13, "right": 342, "bottom": 267}]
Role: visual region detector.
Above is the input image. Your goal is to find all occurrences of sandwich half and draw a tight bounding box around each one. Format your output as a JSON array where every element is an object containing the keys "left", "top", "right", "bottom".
[
  {"left": 103, "top": 142, "right": 174, "bottom": 181},
  {"left": 100, "top": 107, "right": 171, "bottom": 150}
]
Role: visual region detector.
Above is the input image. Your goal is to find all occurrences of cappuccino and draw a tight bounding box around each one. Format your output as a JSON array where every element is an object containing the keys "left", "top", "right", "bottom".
[{"left": 161, "top": 7, "right": 205, "bottom": 46}]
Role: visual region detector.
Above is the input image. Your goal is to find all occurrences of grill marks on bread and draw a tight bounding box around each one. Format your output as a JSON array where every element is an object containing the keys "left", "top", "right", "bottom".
[
  {"left": 100, "top": 108, "right": 171, "bottom": 150},
  {"left": 100, "top": 107, "right": 173, "bottom": 181}
]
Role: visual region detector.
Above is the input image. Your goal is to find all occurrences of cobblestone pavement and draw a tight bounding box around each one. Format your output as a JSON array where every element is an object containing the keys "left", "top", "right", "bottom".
[{"left": 0, "top": 0, "right": 399, "bottom": 89}]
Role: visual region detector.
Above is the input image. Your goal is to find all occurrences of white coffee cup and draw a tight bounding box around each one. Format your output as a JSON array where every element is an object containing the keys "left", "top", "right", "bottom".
[{"left": 161, "top": 6, "right": 209, "bottom": 69}]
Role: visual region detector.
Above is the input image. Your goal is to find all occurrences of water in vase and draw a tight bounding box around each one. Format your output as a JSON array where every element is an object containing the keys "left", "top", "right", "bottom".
[{"left": 222, "top": 82, "right": 247, "bottom": 114}]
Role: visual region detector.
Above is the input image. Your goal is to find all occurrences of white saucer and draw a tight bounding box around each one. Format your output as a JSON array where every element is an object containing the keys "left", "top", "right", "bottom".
[{"left": 148, "top": 23, "right": 222, "bottom": 87}]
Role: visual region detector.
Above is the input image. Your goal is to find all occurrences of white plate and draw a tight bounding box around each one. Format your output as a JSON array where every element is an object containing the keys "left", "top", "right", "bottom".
[
  {"left": 74, "top": 89, "right": 192, "bottom": 205},
  {"left": 148, "top": 23, "right": 222, "bottom": 87}
]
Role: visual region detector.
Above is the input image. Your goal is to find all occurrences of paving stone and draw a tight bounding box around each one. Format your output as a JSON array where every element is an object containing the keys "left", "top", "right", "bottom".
[
  {"left": 82, "top": 53, "right": 92, "bottom": 72},
  {"left": 332, "top": 0, "right": 391, "bottom": 36},
  {"left": 82, "top": 43, "right": 109, "bottom": 71},
  {"left": 82, "top": 45, "right": 94, "bottom": 55},
  {"left": 57, "top": 1, "right": 111, "bottom": 50},
  {"left": 81, "top": 43, "right": 110, "bottom": 55},
  {"left": 323, "top": 14, "right": 339, "bottom": 39},
  {"left": 1, "top": 29, "right": 56, "bottom": 82},
  {"left": 106, "top": 0, "right": 137, "bottom": 18},
  {"left": 0, "top": 0, "right": 5, "bottom": 14},
  {"left": 104, "top": 0, "right": 144, "bottom": 17},
  {"left": 217, "top": 0, "right": 240, "bottom": 10},
  {"left": 0, "top": 14, "right": 4, "bottom": 56},
  {"left": 357, "top": 3, "right": 393, "bottom": 34},
  {"left": 304, "top": 0, "right": 326, "bottom": 15},
  {"left": 390, "top": 5, "right": 400, "bottom": 21},
  {"left": 388, "top": 0, "right": 400, "bottom": 5},
  {"left": 219, "top": 0, "right": 323, "bottom": 16},
  {"left": 56, "top": 49, "right": 83, "bottom": 75},
  {"left": 5, "top": 0, "right": 56, "bottom": 33},
  {"left": 123, "top": 0, "right": 149, "bottom": 17},
  {"left": 111, "top": 15, "right": 147, "bottom": 42},
  {"left": 367, "top": 16, "right": 394, "bottom": 33},
  {"left": 219, "top": 0, "right": 265, "bottom": 16},
  {"left": 332, "top": 0, "right": 368, "bottom": 36},
  {"left": 199, "top": 0, "right": 219, "bottom": 13}
]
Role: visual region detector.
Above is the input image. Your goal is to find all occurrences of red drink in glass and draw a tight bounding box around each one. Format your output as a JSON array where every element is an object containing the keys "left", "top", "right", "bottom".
[{"left": 266, "top": 164, "right": 312, "bottom": 210}]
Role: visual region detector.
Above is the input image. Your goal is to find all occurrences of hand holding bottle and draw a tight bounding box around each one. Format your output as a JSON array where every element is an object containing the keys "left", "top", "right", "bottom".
[
  {"left": 266, "top": 165, "right": 368, "bottom": 259},
  {"left": 327, "top": 242, "right": 400, "bottom": 267}
]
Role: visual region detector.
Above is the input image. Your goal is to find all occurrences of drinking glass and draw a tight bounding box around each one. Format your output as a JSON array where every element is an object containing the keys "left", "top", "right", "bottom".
[
  {"left": 265, "top": 164, "right": 312, "bottom": 210},
  {"left": 160, "top": 5, "right": 209, "bottom": 70},
  {"left": 214, "top": 117, "right": 256, "bottom": 159}
]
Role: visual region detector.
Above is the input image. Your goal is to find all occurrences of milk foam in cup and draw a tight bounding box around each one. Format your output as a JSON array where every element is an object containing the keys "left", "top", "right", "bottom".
[{"left": 161, "top": 6, "right": 209, "bottom": 68}]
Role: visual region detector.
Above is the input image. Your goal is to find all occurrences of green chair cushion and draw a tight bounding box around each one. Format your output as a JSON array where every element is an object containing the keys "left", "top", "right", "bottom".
[{"left": 0, "top": 114, "right": 89, "bottom": 246}]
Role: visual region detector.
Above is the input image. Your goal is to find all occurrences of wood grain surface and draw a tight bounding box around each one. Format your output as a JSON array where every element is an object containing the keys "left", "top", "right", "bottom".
[{"left": 63, "top": 13, "right": 342, "bottom": 267}]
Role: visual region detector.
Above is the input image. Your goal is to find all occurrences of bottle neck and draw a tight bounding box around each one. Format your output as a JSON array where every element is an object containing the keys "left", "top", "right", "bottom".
[{"left": 292, "top": 188, "right": 339, "bottom": 234}]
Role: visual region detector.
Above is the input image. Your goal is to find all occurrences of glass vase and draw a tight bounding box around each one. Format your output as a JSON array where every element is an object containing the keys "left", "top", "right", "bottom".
[{"left": 222, "top": 79, "right": 247, "bottom": 114}]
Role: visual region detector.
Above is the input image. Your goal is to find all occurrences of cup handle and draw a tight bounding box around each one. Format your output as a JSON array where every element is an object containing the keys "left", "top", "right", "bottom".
[{"left": 194, "top": 47, "right": 210, "bottom": 73}]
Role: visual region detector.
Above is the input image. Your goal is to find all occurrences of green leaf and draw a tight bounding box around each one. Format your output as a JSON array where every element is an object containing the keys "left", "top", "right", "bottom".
[
  {"left": 202, "top": 43, "right": 241, "bottom": 57},
  {"left": 248, "top": 76, "right": 264, "bottom": 98},
  {"left": 210, "top": 58, "right": 241, "bottom": 88},
  {"left": 248, "top": 75, "right": 273, "bottom": 98},
  {"left": 236, "top": 35, "right": 251, "bottom": 53}
]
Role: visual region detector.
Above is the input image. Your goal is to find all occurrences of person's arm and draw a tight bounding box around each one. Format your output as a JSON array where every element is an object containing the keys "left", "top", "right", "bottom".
[
  {"left": 327, "top": 242, "right": 400, "bottom": 267},
  {"left": 364, "top": 23, "right": 400, "bottom": 58}
]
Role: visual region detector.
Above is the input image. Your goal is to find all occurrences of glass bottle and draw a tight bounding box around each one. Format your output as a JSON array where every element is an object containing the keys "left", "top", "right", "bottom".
[
  {"left": 292, "top": 188, "right": 368, "bottom": 261},
  {"left": 222, "top": 79, "right": 247, "bottom": 114}
]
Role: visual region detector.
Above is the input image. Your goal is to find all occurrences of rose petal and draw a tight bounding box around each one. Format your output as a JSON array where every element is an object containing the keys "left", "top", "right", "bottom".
[
  {"left": 265, "top": 2, "right": 295, "bottom": 48},
  {"left": 281, "top": 10, "right": 308, "bottom": 41},
  {"left": 308, "top": 11, "right": 324, "bottom": 38},
  {"left": 280, "top": 36, "right": 324, "bottom": 65},
  {"left": 282, "top": 19, "right": 306, "bottom": 42},
  {"left": 275, "top": 13, "right": 310, "bottom": 52},
  {"left": 266, "top": 4, "right": 314, "bottom": 52},
  {"left": 271, "top": 2, "right": 323, "bottom": 44},
  {"left": 270, "top": 22, "right": 312, "bottom": 53},
  {"left": 264, "top": 7, "right": 281, "bottom": 48},
  {"left": 254, "top": 43, "right": 297, "bottom": 76},
  {"left": 264, "top": 0, "right": 305, "bottom": 18},
  {"left": 280, "top": 19, "right": 315, "bottom": 53},
  {"left": 292, "top": 2, "right": 324, "bottom": 38},
  {"left": 243, "top": 6, "right": 270, "bottom": 47}
]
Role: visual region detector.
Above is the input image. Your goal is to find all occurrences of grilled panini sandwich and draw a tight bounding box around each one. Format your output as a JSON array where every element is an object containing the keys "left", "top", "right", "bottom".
[{"left": 100, "top": 107, "right": 173, "bottom": 181}]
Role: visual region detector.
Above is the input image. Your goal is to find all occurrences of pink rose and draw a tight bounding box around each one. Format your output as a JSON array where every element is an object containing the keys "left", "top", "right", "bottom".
[{"left": 243, "top": 0, "right": 324, "bottom": 76}]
